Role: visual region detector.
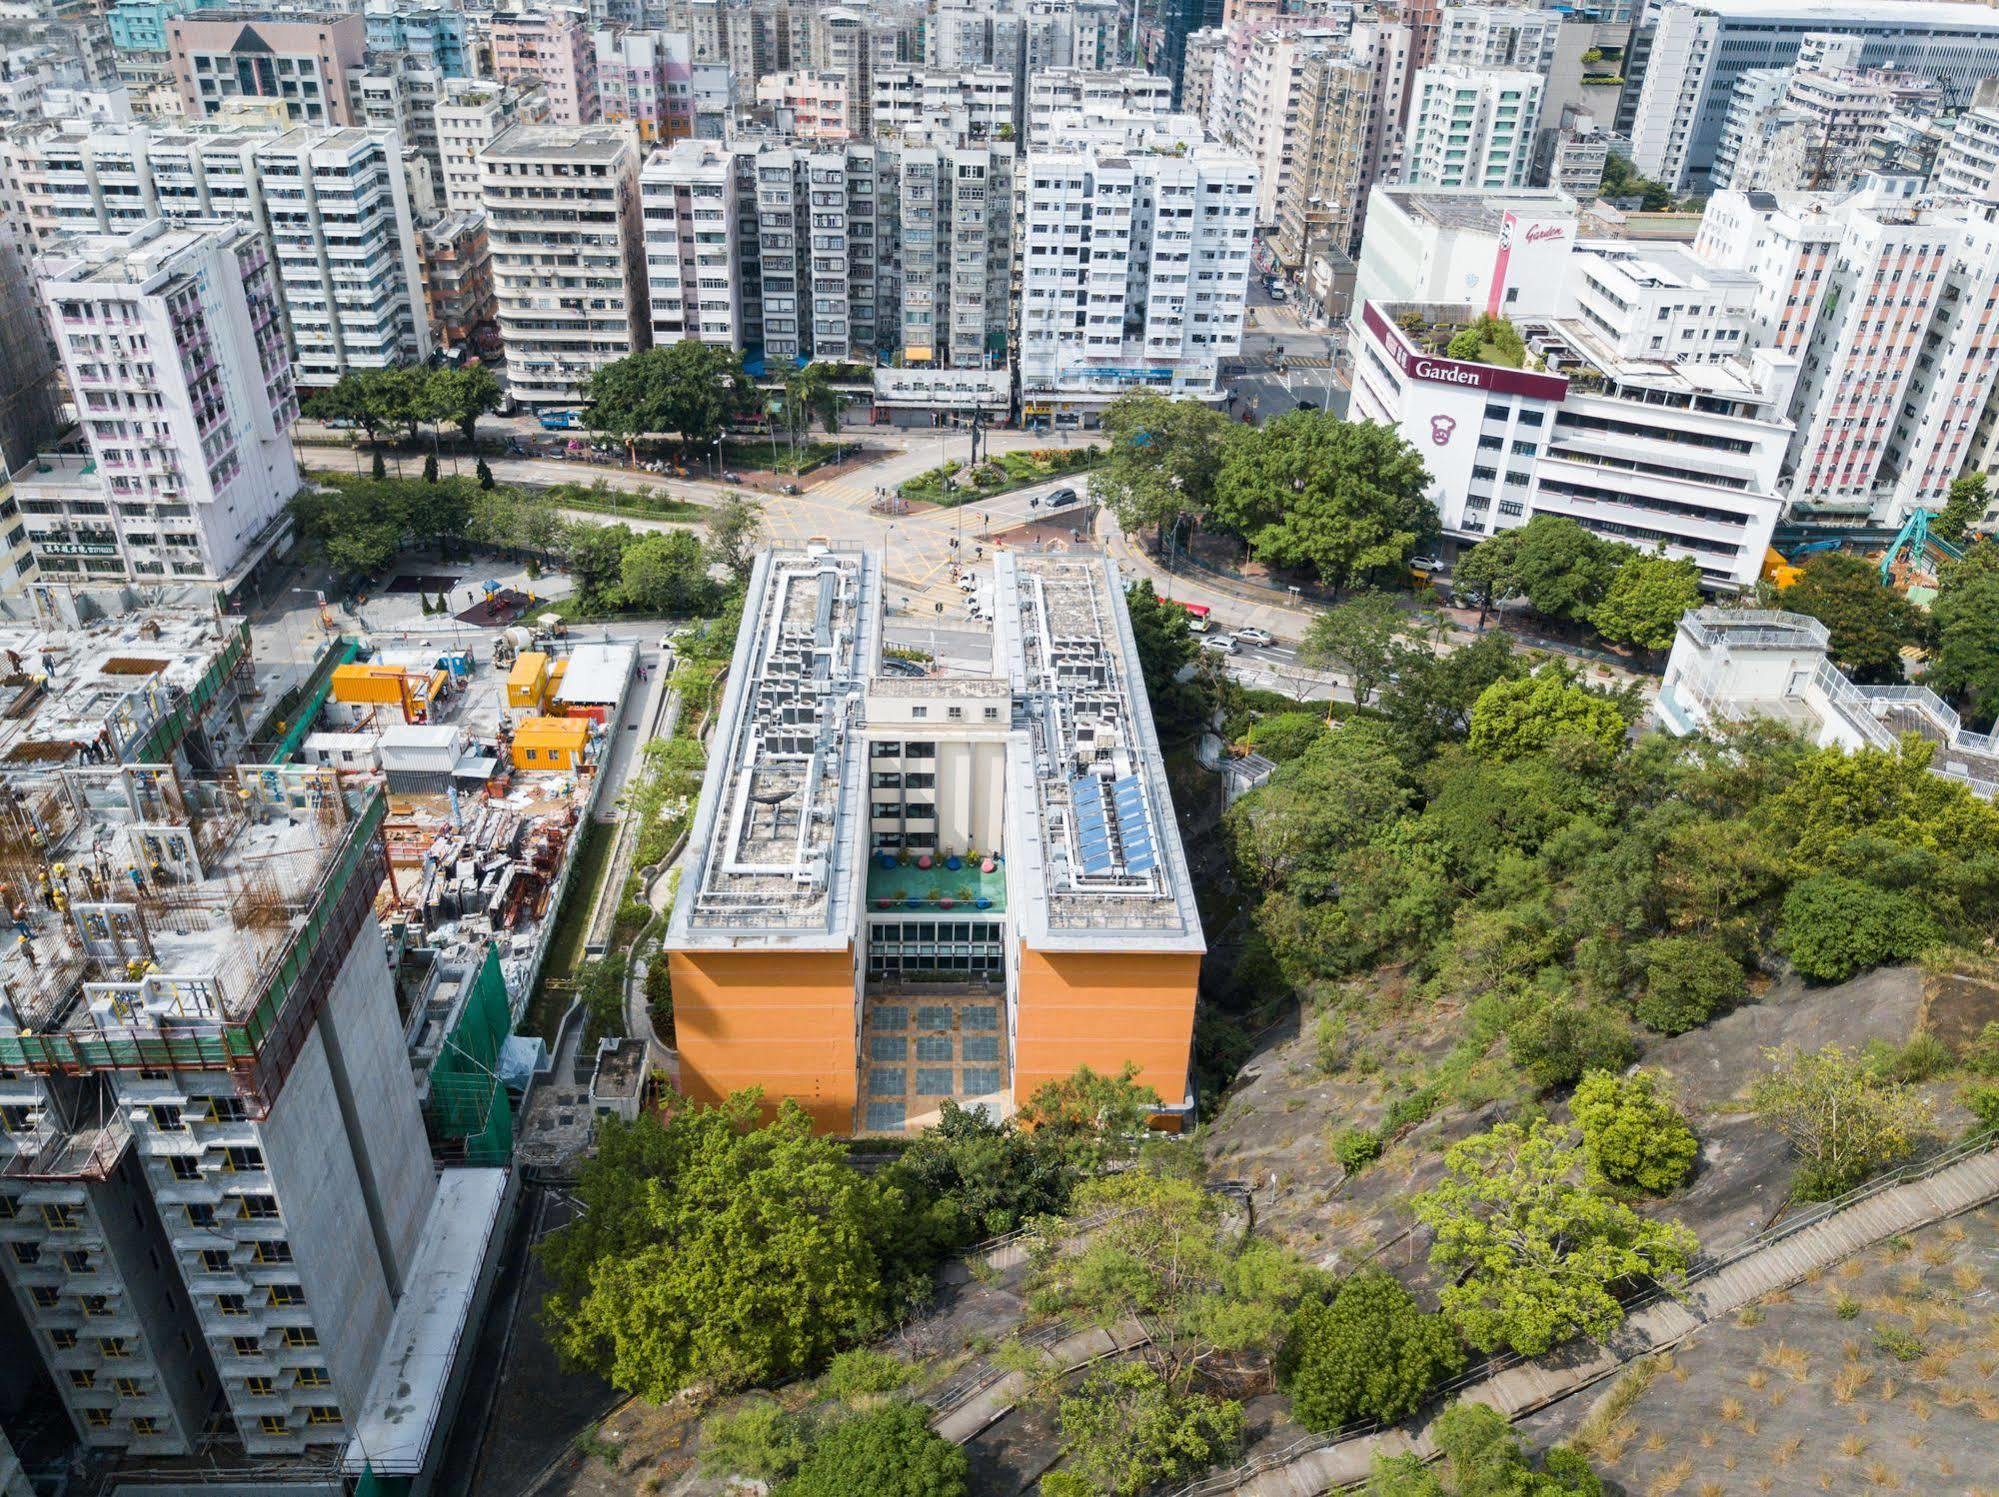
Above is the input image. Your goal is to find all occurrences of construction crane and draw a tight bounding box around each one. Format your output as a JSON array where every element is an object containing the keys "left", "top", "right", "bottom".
[{"left": 1878, "top": 508, "right": 1963, "bottom": 585}]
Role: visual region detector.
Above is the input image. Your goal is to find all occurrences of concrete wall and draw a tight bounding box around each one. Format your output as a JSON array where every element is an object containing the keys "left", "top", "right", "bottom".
[
  {"left": 670, "top": 946, "right": 860, "bottom": 1130},
  {"left": 1011, "top": 945, "right": 1201, "bottom": 1109},
  {"left": 932, "top": 740, "right": 1007, "bottom": 854}
]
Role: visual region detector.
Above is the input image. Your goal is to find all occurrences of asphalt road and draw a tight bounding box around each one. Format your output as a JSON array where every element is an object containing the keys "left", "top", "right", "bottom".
[{"left": 1229, "top": 280, "right": 1352, "bottom": 422}]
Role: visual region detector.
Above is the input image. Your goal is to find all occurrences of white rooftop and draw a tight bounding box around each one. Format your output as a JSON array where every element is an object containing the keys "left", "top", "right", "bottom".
[
  {"left": 342, "top": 1168, "right": 509, "bottom": 1477},
  {"left": 552, "top": 642, "right": 635, "bottom": 706}
]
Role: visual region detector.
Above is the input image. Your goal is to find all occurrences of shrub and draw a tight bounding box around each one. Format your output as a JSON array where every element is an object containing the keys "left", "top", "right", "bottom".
[
  {"left": 700, "top": 1398, "right": 811, "bottom": 1482},
  {"left": 820, "top": 1348, "right": 912, "bottom": 1400},
  {"left": 1780, "top": 874, "right": 1935, "bottom": 983},
  {"left": 1507, "top": 1001, "right": 1637, "bottom": 1092},
  {"left": 1331, "top": 1127, "right": 1384, "bottom": 1175},
  {"left": 1278, "top": 1270, "right": 1467, "bottom": 1431},
  {"left": 1872, "top": 1326, "right": 1925, "bottom": 1362},
  {"left": 1052, "top": 1362, "right": 1244, "bottom": 1497},
  {"left": 1249, "top": 710, "right": 1328, "bottom": 763},
  {"left": 1751, "top": 1045, "right": 1934, "bottom": 1201},
  {"left": 1960, "top": 1081, "right": 1999, "bottom": 1136},
  {"left": 1865, "top": 1031, "right": 1952, "bottom": 1084},
  {"left": 1571, "top": 1070, "right": 1699, "bottom": 1195},
  {"left": 1635, "top": 937, "right": 1745, "bottom": 1034}
]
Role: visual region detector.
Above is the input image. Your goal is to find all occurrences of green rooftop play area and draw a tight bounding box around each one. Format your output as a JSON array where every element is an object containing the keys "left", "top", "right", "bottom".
[{"left": 868, "top": 856, "right": 1007, "bottom": 912}]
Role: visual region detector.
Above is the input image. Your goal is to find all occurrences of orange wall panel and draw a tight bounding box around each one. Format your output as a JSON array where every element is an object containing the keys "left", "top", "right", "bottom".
[
  {"left": 1012, "top": 945, "right": 1200, "bottom": 1110},
  {"left": 669, "top": 947, "right": 858, "bottom": 1133}
]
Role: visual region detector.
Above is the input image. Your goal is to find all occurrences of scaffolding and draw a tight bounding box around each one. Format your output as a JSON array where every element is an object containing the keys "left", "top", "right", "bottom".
[{"left": 422, "top": 942, "right": 514, "bottom": 1166}]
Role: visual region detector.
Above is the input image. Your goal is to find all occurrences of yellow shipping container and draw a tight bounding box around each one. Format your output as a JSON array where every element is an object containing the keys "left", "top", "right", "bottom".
[
  {"left": 511, "top": 716, "right": 590, "bottom": 771},
  {"left": 331, "top": 663, "right": 409, "bottom": 707},
  {"left": 506, "top": 651, "right": 550, "bottom": 710}
]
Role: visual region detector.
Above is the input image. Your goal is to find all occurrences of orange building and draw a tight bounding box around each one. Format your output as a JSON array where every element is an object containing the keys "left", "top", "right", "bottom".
[{"left": 663, "top": 545, "right": 1204, "bottom": 1135}]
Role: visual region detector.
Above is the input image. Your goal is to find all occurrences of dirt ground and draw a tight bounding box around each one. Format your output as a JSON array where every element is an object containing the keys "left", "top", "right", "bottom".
[{"left": 1524, "top": 1204, "right": 1999, "bottom": 1496}]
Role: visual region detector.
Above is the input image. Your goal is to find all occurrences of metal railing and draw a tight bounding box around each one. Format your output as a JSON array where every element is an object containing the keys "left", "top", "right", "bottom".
[{"left": 1161, "top": 1127, "right": 1999, "bottom": 1497}]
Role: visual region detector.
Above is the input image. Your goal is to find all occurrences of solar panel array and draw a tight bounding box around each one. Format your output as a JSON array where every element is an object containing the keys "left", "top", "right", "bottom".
[{"left": 1069, "top": 771, "right": 1158, "bottom": 877}]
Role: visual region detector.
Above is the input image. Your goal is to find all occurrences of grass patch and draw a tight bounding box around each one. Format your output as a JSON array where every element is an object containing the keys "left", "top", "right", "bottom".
[
  {"left": 1564, "top": 1355, "right": 1664, "bottom": 1461},
  {"left": 899, "top": 445, "right": 1103, "bottom": 505},
  {"left": 524, "top": 819, "right": 616, "bottom": 1042},
  {"left": 542, "top": 480, "right": 705, "bottom": 522}
]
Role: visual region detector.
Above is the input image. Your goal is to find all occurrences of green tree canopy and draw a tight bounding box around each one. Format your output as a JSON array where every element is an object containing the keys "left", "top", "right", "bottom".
[
  {"left": 1927, "top": 569, "right": 1999, "bottom": 728},
  {"left": 1635, "top": 935, "right": 1745, "bottom": 1034},
  {"left": 887, "top": 1100, "right": 1076, "bottom": 1248},
  {"left": 1589, "top": 550, "right": 1703, "bottom": 651},
  {"left": 1298, "top": 592, "right": 1428, "bottom": 705},
  {"left": 1226, "top": 719, "right": 1414, "bottom": 903},
  {"left": 1366, "top": 1403, "right": 1604, "bottom": 1496},
  {"left": 1781, "top": 553, "right": 1921, "bottom": 683},
  {"left": 779, "top": 362, "right": 844, "bottom": 439},
  {"left": 419, "top": 365, "right": 503, "bottom": 444},
  {"left": 1506, "top": 517, "right": 1627, "bottom": 623},
  {"left": 705, "top": 494, "right": 766, "bottom": 583},
  {"left": 1278, "top": 1271, "right": 1466, "bottom": 1432},
  {"left": 1372, "top": 633, "right": 1526, "bottom": 755},
  {"left": 1935, "top": 472, "right": 1990, "bottom": 546},
  {"left": 1779, "top": 873, "right": 1935, "bottom": 984},
  {"left": 1210, "top": 413, "right": 1436, "bottom": 588},
  {"left": 1571, "top": 1069, "right": 1699, "bottom": 1194},
  {"left": 620, "top": 529, "right": 717, "bottom": 615},
  {"left": 584, "top": 341, "right": 755, "bottom": 446},
  {"left": 1091, "top": 389, "right": 1236, "bottom": 543},
  {"left": 1467, "top": 668, "right": 1633, "bottom": 759},
  {"left": 1016, "top": 1063, "right": 1162, "bottom": 1174},
  {"left": 778, "top": 1402, "right": 967, "bottom": 1497},
  {"left": 1413, "top": 1118, "right": 1697, "bottom": 1355},
  {"left": 538, "top": 1091, "right": 927, "bottom": 1401},
  {"left": 1048, "top": 1362, "right": 1245, "bottom": 1497}
]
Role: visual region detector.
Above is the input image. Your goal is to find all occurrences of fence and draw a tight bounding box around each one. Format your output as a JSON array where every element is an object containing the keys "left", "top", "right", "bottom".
[{"left": 1161, "top": 1126, "right": 1999, "bottom": 1497}]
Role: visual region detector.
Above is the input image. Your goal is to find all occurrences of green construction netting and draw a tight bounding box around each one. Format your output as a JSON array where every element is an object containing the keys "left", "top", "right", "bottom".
[
  {"left": 354, "top": 1468, "right": 411, "bottom": 1497},
  {"left": 424, "top": 943, "right": 514, "bottom": 1165},
  {"left": 268, "top": 635, "right": 361, "bottom": 765}
]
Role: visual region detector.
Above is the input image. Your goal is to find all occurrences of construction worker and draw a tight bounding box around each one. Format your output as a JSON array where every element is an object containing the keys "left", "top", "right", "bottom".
[{"left": 15, "top": 933, "right": 34, "bottom": 968}]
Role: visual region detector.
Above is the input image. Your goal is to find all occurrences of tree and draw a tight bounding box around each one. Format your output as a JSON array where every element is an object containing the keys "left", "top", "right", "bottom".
[
  {"left": 1027, "top": 1168, "right": 1319, "bottom": 1389},
  {"left": 1781, "top": 553, "right": 1920, "bottom": 683},
  {"left": 290, "top": 480, "right": 408, "bottom": 578},
  {"left": 1210, "top": 413, "right": 1436, "bottom": 588},
  {"left": 1016, "top": 1063, "right": 1161, "bottom": 1173},
  {"left": 1751, "top": 1045, "right": 1935, "bottom": 1200},
  {"left": 779, "top": 1402, "right": 967, "bottom": 1497},
  {"left": 584, "top": 341, "right": 754, "bottom": 447},
  {"left": 888, "top": 1100, "right": 1076, "bottom": 1248},
  {"left": 1589, "top": 551, "right": 1703, "bottom": 651},
  {"left": 422, "top": 365, "right": 503, "bottom": 445},
  {"left": 1571, "top": 1070, "right": 1699, "bottom": 1195},
  {"left": 1467, "top": 668, "right": 1632, "bottom": 759},
  {"left": 303, "top": 372, "right": 378, "bottom": 440},
  {"left": 563, "top": 520, "right": 637, "bottom": 610},
  {"left": 1245, "top": 710, "right": 1327, "bottom": 763},
  {"left": 1443, "top": 315, "right": 1525, "bottom": 369},
  {"left": 1373, "top": 633, "right": 1525, "bottom": 754},
  {"left": 1365, "top": 1404, "right": 1604, "bottom": 1496},
  {"left": 1226, "top": 719, "right": 1413, "bottom": 903},
  {"left": 1453, "top": 530, "right": 1525, "bottom": 628},
  {"left": 1635, "top": 935, "right": 1745, "bottom": 1034},
  {"left": 701, "top": 1398, "right": 812, "bottom": 1483},
  {"left": 1091, "top": 389, "right": 1236, "bottom": 545},
  {"left": 1935, "top": 472, "right": 1989, "bottom": 546},
  {"left": 1507, "top": 517, "right": 1626, "bottom": 623},
  {"left": 705, "top": 494, "right": 765, "bottom": 583},
  {"left": 1927, "top": 570, "right": 1999, "bottom": 728},
  {"left": 537, "top": 1092, "right": 927, "bottom": 1400},
  {"left": 1779, "top": 873, "right": 1934, "bottom": 984},
  {"left": 781, "top": 361, "right": 843, "bottom": 442},
  {"left": 358, "top": 365, "right": 426, "bottom": 443},
  {"left": 371, "top": 448, "right": 387, "bottom": 480},
  {"left": 1278, "top": 1271, "right": 1466, "bottom": 1432},
  {"left": 620, "top": 529, "right": 716, "bottom": 616},
  {"left": 1297, "top": 592, "right": 1423, "bottom": 705},
  {"left": 1050, "top": 1362, "right": 1245, "bottom": 1497},
  {"left": 1506, "top": 999, "right": 1636, "bottom": 1092},
  {"left": 1413, "top": 1118, "right": 1697, "bottom": 1356}
]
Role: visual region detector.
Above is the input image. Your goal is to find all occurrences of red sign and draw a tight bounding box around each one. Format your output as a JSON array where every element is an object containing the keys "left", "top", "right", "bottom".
[{"left": 1361, "top": 302, "right": 1570, "bottom": 402}]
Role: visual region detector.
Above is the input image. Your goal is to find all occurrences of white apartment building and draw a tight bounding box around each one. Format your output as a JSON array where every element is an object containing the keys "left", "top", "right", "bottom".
[
  {"left": 434, "top": 76, "right": 548, "bottom": 217},
  {"left": 1343, "top": 237, "right": 1799, "bottom": 583},
  {"left": 1025, "top": 68, "right": 1171, "bottom": 148},
  {"left": 1403, "top": 65, "right": 1543, "bottom": 190},
  {"left": 1931, "top": 103, "right": 1999, "bottom": 207},
  {"left": 480, "top": 124, "right": 647, "bottom": 407},
  {"left": 756, "top": 69, "right": 852, "bottom": 141},
  {"left": 1715, "top": 64, "right": 1941, "bottom": 191},
  {"left": 1433, "top": 6, "right": 1558, "bottom": 71},
  {"left": 873, "top": 65, "right": 1017, "bottom": 145},
  {"left": 1216, "top": 26, "right": 1345, "bottom": 228},
  {"left": 1018, "top": 143, "right": 1257, "bottom": 425},
  {"left": 640, "top": 137, "right": 746, "bottom": 348},
  {"left": 1696, "top": 186, "right": 1999, "bottom": 523},
  {"left": 37, "top": 220, "right": 298, "bottom": 587},
  {"left": 0, "top": 123, "right": 427, "bottom": 387}
]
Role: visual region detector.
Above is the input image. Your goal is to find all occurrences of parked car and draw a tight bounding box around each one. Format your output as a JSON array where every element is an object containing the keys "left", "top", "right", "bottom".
[
  {"left": 1201, "top": 634, "right": 1238, "bottom": 654},
  {"left": 1235, "top": 627, "right": 1275, "bottom": 648},
  {"left": 956, "top": 574, "right": 979, "bottom": 591},
  {"left": 1410, "top": 555, "right": 1447, "bottom": 573},
  {"left": 1046, "top": 487, "right": 1078, "bottom": 508}
]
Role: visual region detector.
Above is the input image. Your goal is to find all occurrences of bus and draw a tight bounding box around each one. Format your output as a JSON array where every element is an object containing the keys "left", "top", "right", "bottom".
[{"left": 1160, "top": 598, "right": 1213, "bottom": 632}]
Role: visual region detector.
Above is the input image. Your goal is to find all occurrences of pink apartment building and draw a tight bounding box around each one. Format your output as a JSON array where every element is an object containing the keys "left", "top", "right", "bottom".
[{"left": 491, "top": 10, "right": 599, "bottom": 126}]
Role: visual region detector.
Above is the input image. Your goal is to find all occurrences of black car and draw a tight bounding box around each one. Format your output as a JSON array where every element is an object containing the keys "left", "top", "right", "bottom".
[{"left": 1046, "top": 487, "right": 1078, "bottom": 508}]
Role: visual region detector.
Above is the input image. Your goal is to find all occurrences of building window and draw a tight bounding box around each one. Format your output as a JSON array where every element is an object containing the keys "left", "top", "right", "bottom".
[
  {"left": 131, "top": 1417, "right": 160, "bottom": 1436},
  {"left": 200, "top": 1249, "right": 231, "bottom": 1273},
  {"left": 208, "top": 1098, "right": 248, "bottom": 1123},
  {"left": 149, "top": 1105, "right": 183, "bottom": 1131},
  {"left": 84, "top": 1409, "right": 111, "bottom": 1430},
  {"left": 306, "top": 1405, "right": 342, "bottom": 1427},
  {"left": 246, "top": 1375, "right": 276, "bottom": 1396},
  {"left": 283, "top": 1327, "right": 318, "bottom": 1349},
  {"left": 294, "top": 1366, "right": 330, "bottom": 1389},
  {"left": 185, "top": 1204, "right": 217, "bottom": 1229},
  {"left": 231, "top": 1336, "right": 261, "bottom": 1357},
  {"left": 169, "top": 1157, "right": 201, "bottom": 1182},
  {"left": 62, "top": 1249, "right": 92, "bottom": 1274},
  {"left": 115, "top": 1377, "right": 144, "bottom": 1398},
  {"left": 10, "top": 1242, "right": 36, "bottom": 1265},
  {"left": 259, "top": 1415, "right": 289, "bottom": 1436},
  {"left": 41, "top": 1203, "right": 78, "bottom": 1231},
  {"left": 50, "top": 1329, "right": 77, "bottom": 1351},
  {"left": 910, "top": 705, "right": 928, "bottom": 719},
  {"left": 217, "top": 1295, "right": 248, "bottom": 1317},
  {"left": 99, "top": 1337, "right": 129, "bottom": 1359},
  {"left": 983, "top": 706, "right": 999, "bottom": 721},
  {"left": 240, "top": 1195, "right": 279, "bottom": 1221},
  {"left": 269, "top": 1285, "right": 305, "bottom": 1308},
  {"left": 81, "top": 1295, "right": 110, "bottom": 1318},
  {"left": 68, "top": 1369, "right": 95, "bottom": 1390},
  {"left": 223, "top": 1147, "right": 263, "bottom": 1173},
  {"left": 252, "top": 1241, "right": 293, "bottom": 1266}
]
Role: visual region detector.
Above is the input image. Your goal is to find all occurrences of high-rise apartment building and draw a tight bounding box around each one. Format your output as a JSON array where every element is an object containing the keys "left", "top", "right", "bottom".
[
  {"left": 362, "top": 0, "right": 471, "bottom": 77},
  {"left": 1433, "top": 5, "right": 1558, "bottom": 71},
  {"left": 1626, "top": 0, "right": 1999, "bottom": 190},
  {"left": 490, "top": 9, "right": 599, "bottom": 127},
  {"left": 1274, "top": 49, "right": 1371, "bottom": 267},
  {"left": 747, "top": 143, "right": 896, "bottom": 366},
  {"left": 480, "top": 124, "right": 646, "bottom": 407},
  {"left": 593, "top": 27, "right": 694, "bottom": 143},
  {"left": 666, "top": 545, "right": 1204, "bottom": 1135},
  {"left": 0, "top": 124, "right": 428, "bottom": 387},
  {"left": 166, "top": 10, "right": 367, "bottom": 126},
  {"left": 875, "top": 64, "right": 1017, "bottom": 145},
  {"left": 37, "top": 220, "right": 298, "bottom": 586},
  {"left": 417, "top": 208, "right": 495, "bottom": 352},
  {"left": 1025, "top": 67, "right": 1171, "bottom": 149},
  {"left": 755, "top": 70, "right": 852, "bottom": 141},
  {"left": 894, "top": 143, "right": 1010, "bottom": 370},
  {"left": 1697, "top": 187, "right": 1999, "bottom": 524},
  {"left": 1018, "top": 143, "right": 1256, "bottom": 425},
  {"left": 0, "top": 758, "right": 434, "bottom": 1457},
  {"left": 640, "top": 137, "right": 747, "bottom": 349},
  {"left": 1403, "top": 65, "right": 1543, "bottom": 189},
  {"left": 434, "top": 76, "right": 548, "bottom": 217}
]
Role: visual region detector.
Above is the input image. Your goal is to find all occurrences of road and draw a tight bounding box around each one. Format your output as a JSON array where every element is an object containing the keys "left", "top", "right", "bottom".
[{"left": 1231, "top": 280, "right": 1351, "bottom": 423}]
